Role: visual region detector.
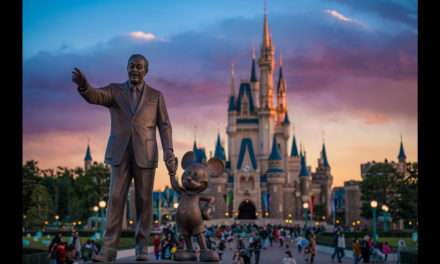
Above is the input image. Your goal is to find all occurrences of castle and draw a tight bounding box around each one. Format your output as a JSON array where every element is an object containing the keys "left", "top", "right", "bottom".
[
  {"left": 82, "top": 10, "right": 334, "bottom": 223},
  {"left": 196, "top": 11, "right": 334, "bottom": 221}
]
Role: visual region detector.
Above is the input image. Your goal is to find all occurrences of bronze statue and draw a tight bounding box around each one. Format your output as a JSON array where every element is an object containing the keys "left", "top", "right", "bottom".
[
  {"left": 169, "top": 151, "right": 224, "bottom": 262},
  {"left": 72, "top": 54, "right": 177, "bottom": 262}
]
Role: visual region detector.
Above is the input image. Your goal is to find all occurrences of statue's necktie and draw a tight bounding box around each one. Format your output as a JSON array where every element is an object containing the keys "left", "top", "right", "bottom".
[{"left": 130, "top": 86, "right": 139, "bottom": 112}]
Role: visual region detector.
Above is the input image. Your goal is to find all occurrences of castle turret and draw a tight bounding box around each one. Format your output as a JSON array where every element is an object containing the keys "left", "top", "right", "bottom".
[
  {"left": 258, "top": 10, "right": 275, "bottom": 111},
  {"left": 299, "top": 147, "right": 311, "bottom": 206},
  {"left": 214, "top": 133, "right": 226, "bottom": 161},
  {"left": 227, "top": 64, "right": 238, "bottom": 170},
  {"left": 250, "top": 49, "right": 260, "bottom": 109},
  {"left": 208, "top": 134, "right": 228, "bottom": 218},
  {"left": 397, "top": 135, "right": 407, "bottom": 173},
  {"left": 266, "top": 136, "right": 285, "bottom": 218},
  {"left": 84, "top": 144, "right": 92, "bottom": 171},
  {"left": 276, "top": 53, "right": 287, "bottom": 123},
  {"left": 398, "top": 136, "right": 407, "bottom": 163}
]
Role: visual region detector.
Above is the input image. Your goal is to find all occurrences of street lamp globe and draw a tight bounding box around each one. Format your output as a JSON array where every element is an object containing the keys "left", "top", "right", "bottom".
[
  {"left": 356, "top": 220, "right": 361, "bottom": 225},
  {"left": 93, "top": 206, "right": 99, "bottom": 212},
  {"left": 381, "top": 205, "right": 389, "bottom": 212},
  {"left": 303, "top": 202, "right": 309, "bottom": 209},
  {"left": 370, "top": 200, "right": 378, "bottom": 208},
  {"left": 173, "top": 202, "right": 179, "bottom": 209},
  {"left": 55, "top": 215, "right": 60, "bottom": 220},
  {"left": 99, "top": 200, "right": 107, "bottom": 209}
]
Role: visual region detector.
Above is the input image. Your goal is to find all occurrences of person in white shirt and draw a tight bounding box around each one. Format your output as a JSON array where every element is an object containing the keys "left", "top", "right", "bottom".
[{"left": 282, "top": 250, "right": 297, "bottom": 264}]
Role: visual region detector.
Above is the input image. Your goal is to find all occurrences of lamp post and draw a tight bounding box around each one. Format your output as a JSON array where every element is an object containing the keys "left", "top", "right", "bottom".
[
  {"left": 303, "top": 202, "right": 309, "bottom": 229},
  {"left": 370, "top": 200, "right": 378, "bottom": 242},
  {"left": 173, "top": 202, "right": 179, "bottom": 237},
  {"left": 98, "top": 200, "right": 107, "bottom": 238},
  {"left": 381, "top": 205, "right": 390, "bottom": 233}
]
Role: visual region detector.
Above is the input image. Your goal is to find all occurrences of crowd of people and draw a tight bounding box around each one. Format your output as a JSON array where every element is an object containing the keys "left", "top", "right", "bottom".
[
  {"left": 331, "top": 227, "right": 405, "bottom": 264},
  {"left": 149, "top": 223, "right": 323, "bottom": 263},
  {"left": 47, "top": 231, "right": 100, "bottom": 264},
  {"left": 44, "top": 223, "right": 408, "bottom": 263}
]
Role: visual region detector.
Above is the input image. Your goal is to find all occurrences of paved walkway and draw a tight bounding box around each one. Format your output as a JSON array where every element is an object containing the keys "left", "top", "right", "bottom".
[{"left": 115, "top": 244, "right": 398, "bottom": 263}]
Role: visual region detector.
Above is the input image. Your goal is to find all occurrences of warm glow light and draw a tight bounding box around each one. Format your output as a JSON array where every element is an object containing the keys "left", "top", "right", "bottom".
[
  {"left": 356, "top": 220, "right": 361, "bottom": 225},
  {"left": 173, "top": 202, "right": 179, "bottom": 209},
  {"left": 336, "top": 219, "right": 340, "bottom": 224},
  {"left": 78, "top": 221, "right": 82, "bottom": 225},
  {"left": 93, "top": 206, "right": 99, "bottom": 212},
  {"left": 370, "top": 200, "right": 378, "bottom": 208},
  {"left": 225, "top": 212, "right": 229, "bottom": 217},
  {"left": 55, "top": 215, "right": 59, "bottom": 220},
  {"left": 99, "top": 200, "right": 107, "bottom": 209},
  {"left": 303, "top": 202, "right": 309, "bottom": 209},
  {"left": 129, "top": 220, "right": 134, "bottom": 225},
  {"left": 44, "top": 221, "right": 49, "bottom": 225},
  {"left": 265, "top": 212, "right": 269, "bottom": 217},
  {"left": 288, "top": 214, "right": 292, "bottom": 218},
  {"left": 381, "top": 205, "right": 389, "bottom": 212}
]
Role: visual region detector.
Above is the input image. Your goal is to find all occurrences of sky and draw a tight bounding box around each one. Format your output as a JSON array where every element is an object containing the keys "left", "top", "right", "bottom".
[{"left": 23, "top": 0, "right": 418, "bottom": 190}]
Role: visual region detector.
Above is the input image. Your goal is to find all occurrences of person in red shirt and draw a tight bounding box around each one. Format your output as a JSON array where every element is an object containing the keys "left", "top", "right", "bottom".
[
  {"left": 153, "top": 235, "right": 161, "bottom": 260},
  {"left": 55, "top": 242, "right": 67, "bottom": 264}
]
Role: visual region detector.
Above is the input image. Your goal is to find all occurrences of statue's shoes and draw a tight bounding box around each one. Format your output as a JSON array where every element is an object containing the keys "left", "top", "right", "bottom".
[
  {"left": 135, "top": 254, "right": 149, "bottom": 261},
  {"left": 199, "top": 249, "right": 220, "bottom": 262},
  {"left": 174, "top": 249, "right": 197, "bottom": 261},
  {"left": 92, "top": 247, "right": 117, "bottom": 262}
]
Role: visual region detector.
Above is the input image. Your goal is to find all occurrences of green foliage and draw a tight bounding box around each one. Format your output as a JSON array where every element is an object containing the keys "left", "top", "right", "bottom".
[
  {"left": 23, "top": 160, "right": 111, "bottom": 228},
  {"left": 360, "top": 162, "right": 418, "bottom": 223},
  {"left": 25, "top": 184, "right": 52, "bottom": 227}
]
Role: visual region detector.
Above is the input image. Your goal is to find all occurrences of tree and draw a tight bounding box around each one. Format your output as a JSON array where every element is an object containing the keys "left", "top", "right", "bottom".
[
  {"left": 360, "top": 162, "right": 402, "bottom": 219},
  {"left": 25, "top": 184, "right": 52, "bottom": 227},
  {"left": 391, "top": 162, "right": 418, "bottom": 221},
  {"left": 23, "top": 160, "right": 42, "bottom": 214}
]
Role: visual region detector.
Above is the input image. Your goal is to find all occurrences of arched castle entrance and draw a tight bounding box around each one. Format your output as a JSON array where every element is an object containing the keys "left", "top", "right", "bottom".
[{"left": 238, "top": 200, "right": 256, "bottom": 219}]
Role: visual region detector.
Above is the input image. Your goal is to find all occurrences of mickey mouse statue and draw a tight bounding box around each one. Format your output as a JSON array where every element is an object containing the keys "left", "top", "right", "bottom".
[{"left": 168, "top": 151, "right": 224, "bottom": 262}]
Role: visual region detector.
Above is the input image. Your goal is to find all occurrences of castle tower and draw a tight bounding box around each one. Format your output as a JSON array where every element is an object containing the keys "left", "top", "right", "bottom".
[
  {"left": 227, "top": 64, "right": 238, "bottom": 170},
  {"left": 84, "top": 144, "right": 92, "bottom": 171},
  {"left": 266, "top": 136, "right": 286, "bottom": 219},
  {"left": 250, "top": 49, "right": 260, "bottom": 109},
  {"left": 208, "top": 134, "right": 228, "bottom": 218},
  {"left": 313, "top": 142, "right": 333, "bottom": 218},
  {"left": 276, "top": 53, "right": 287, "bottom": 123},
  {"left": 257, "top": 7, "right": 277, "bottom": 177},
  {"left": 299, "top": 147, "right": 311, "bottom": 206},
  {"left": 397, "top": 136, "right": 407, "bottom": 173}
]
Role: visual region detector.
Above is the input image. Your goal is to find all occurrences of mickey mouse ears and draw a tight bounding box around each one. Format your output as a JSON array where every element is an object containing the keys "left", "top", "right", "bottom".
[{"left": 181, "top": 151, "right": 195, "bottom": 170}]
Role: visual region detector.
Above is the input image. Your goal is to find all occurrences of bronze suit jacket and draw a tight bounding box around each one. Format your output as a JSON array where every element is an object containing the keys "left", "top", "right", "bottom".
[{"left": 79, "top": 81, "right": 173, "bottom": 168}]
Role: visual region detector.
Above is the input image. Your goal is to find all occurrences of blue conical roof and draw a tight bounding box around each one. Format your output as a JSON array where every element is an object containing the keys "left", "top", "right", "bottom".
[
  {"left": 214, "top": 134, "right": 226, "bottom": 161},
  {"left": 277, "top": 66, "right": 284, "bottom": 93},
  {"left": 290, "top": 136, "right": 299, "bottom": 157},
  {"left": 85, "top": 144, "right": 92, "bottom": 161},
  {"left": 398, "top": 140, "right": 407, "bottom": 161},
  {"left": 299, "top": 150, "right": 309, "bottom": 177},
  {"left": 228, "top": 95, "right": 236, "bottom": 111},
  {"left": 268, "top": 136, "right": 282, "bottom": 161},
  {"left": 322, "top": 143, "right": 330, "bottom": 168},
  {"left": 283, "top": 112, "right": 290, "bottom": 124},
  {"left": 250, "top": 58, "right": 258, "bottom": 82}
]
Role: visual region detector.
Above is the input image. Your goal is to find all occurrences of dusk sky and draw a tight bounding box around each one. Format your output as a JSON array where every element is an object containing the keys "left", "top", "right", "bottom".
[{"left": 23, "top": 0, "right": 418, "bottom": 190}]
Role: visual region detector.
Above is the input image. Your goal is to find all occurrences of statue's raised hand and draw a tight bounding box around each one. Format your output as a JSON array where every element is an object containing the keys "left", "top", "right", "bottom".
[{"left": 72, "top": 67, "right": 88, "bottom": 89}]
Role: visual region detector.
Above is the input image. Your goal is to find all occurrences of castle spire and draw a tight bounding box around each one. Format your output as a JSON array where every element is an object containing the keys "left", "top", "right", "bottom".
[
  {"left": 398, "top": 135, "right": 407, "bottom": 162},
  {"left": 250, "top": 53, "right": 258, "bottom": 82},
  {"left": 262, "top": 0, "right": 271, "bottom": 48},
  {"left": 299, "top": 146, "right": 309, "bottom": 177},
  {"left": 290, "top": 134, "right": 299, "bottom": 157},
  {"left": 228, "top": 64, "right": 236, "bottom": 112},
  {"left": 85, "top": 144, "right": 92, "bottom": 161},
  {"left": 321, "top": 142, "right": 330, "bottom": 168},
  {"left": 268, "top": 135, "right": 282, "bottom": 161},
  {"left": 214, "top": 133, "right": 226, "bottom": 161}
]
